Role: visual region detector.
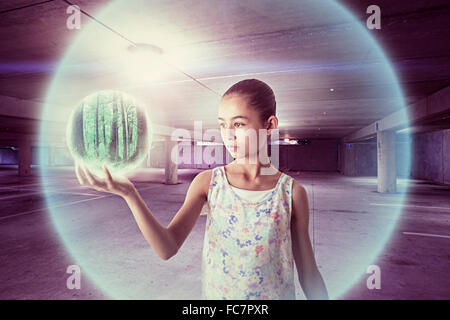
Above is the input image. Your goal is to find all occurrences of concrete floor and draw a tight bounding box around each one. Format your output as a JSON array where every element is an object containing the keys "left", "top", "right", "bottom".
[{"left": 0, "top": 165, "right": 449, "bottom": 299}]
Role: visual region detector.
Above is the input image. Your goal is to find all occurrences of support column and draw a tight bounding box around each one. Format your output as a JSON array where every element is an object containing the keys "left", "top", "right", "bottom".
[
  {"left": 164, "top": 137, "right": 178, "bottom": 184},
  {"left": 18, "top": 140, "right": 32, "bottom": 176},
  {"left": 146, "top": 150, "right": 151, "bottom": 168},
  {"left": 377, "top": 130, "right": 396, "bottom": 193}
]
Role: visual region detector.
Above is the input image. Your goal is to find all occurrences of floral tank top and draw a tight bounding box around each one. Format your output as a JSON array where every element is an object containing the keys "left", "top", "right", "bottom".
[{"left": 201, "top": 165, "right": 296, "bottom": 300}]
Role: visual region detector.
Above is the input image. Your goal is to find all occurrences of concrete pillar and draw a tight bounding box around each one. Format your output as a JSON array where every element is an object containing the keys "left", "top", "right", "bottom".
[
  {"left": 146, "top": 150, "right": 151, "bottom": 168},
  {"left": 164, "top": 137, "right": 178, "bottom": 184},
  {"left": 18, "top": 140, "right": 32, "bottom": 176},
  {"left": 48, "top": 145, "right": 55, "bottom": 166},
  {"left": 377, "top": 130, "right": 396, "bottom": 193}
]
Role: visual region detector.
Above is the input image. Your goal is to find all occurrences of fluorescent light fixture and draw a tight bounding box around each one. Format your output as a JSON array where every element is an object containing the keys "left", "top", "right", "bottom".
[
  {"left": 123, "top": 43, "right": 166, "bottom": 83},
  {"left": 396, "top": 127, "right": 411, "bottom": 134}
]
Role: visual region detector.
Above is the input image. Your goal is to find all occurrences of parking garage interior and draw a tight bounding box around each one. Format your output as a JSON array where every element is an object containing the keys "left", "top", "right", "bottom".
[{"left": 0, "top": 0, "right": 449, "bottom": 299}]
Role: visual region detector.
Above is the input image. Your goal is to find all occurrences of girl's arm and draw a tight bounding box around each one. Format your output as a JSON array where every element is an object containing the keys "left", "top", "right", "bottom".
[
  {"left": 76, "top": 162, "right": 210, "bottom": 261},
  {"left": 291, "top": 180, "right": 329, "bottom": 300}
]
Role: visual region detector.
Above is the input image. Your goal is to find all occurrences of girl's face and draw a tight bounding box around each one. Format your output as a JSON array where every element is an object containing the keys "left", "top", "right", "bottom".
[{"left": 218, "top": 94, "right": 270, "bottom": 162}]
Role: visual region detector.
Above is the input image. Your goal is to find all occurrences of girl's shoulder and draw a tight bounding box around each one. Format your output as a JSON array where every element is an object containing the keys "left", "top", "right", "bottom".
[
  {"left": 291, "top": 179, "right": 307, "bottom": 199},
  {"left": 192, "top": 169, "right": 214, "bottom": 198}
]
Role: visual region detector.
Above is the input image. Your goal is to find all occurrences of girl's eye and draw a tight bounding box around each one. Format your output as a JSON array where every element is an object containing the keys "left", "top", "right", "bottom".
[{"left": 218, "top": 122, "right": 245, "bottom": 128}]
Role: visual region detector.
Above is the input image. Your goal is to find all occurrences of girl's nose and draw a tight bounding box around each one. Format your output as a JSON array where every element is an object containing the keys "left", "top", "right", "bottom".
[
  {"left": 223, "top": 128, "right": 236, "bottom": 138},
  {"left": 222, "top": 129, "right": 236, "bottom": 145}
]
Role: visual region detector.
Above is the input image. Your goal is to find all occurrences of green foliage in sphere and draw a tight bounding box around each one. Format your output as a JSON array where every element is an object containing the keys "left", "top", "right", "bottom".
[{"left": 66, "top": 90, "right": 152, "bottom": 176}]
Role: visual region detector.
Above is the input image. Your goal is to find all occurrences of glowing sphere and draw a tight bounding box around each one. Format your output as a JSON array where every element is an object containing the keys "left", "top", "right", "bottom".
[{"left": 66, "top": 90, "right": 152, "bottom": 175}]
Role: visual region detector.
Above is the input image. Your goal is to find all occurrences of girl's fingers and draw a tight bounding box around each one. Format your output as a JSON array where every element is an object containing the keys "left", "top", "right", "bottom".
[
  {"left": 82, "top": 165, "right": 95, "bottom": 185},
  {"left": 103, "top": 164, "right": 113, "bottom": 184},
  {"left": 76, "top": 163, "right": 113, "bottom": 193},
  {"left": 82, "top": 165, "right": 103, "bottom": 187},
  {"left": 74, "top": 162, "right": 83, "bottom": 184},
  {"left": 75, "top": 162, "right": 88, "bottom": 185}
]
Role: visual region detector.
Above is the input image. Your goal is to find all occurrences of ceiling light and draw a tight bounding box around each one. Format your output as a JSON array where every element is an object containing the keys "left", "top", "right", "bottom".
[
  {"left": 123, "top": 43, "right": 166, "bottom": 83},
  {"left": 127, "top": 43, "right": 164, "bottom": 55}
]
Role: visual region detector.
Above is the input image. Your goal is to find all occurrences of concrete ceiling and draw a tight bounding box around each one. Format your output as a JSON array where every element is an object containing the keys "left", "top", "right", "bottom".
[{"left": 0, "top": 0, "right": 449, "bottom": 145}]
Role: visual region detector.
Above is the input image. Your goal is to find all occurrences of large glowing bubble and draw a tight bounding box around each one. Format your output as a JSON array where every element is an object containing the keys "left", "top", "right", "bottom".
[
  {"left": 40, "top": 0, "right": 411, "bottom": 300},
  {"left": 66, "top": 90, "right": 152, "bottom": 176}
]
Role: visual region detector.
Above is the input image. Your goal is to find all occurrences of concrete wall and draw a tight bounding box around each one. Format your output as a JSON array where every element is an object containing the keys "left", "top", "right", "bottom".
[
  {"left": 150, "top": 139, "right": 341, "bottom": 172},
  {"left": 411, "top": 129, "right": 450, "bottom": 185},
  {"left": 0, "top": 147, "right": 44, "bottom": 165},
  {"left": 339, "top": 142, "right": 377, "bottom": 176},
  {"left": 1, "top": 130, "right": 447, "bottom": 185},
  {"left": 0, "top": 146, "right": 75, "bottom": 166},
  {"left": 339, "top": 139, "right": 411, "bottom": 178},
  {"left": 446, "top": 130, "right": 450, "bottom": 184},
  {"left": 0, "top": 139, "right": 340, "bottom": 172},
  {"left": 280, "top": 139, "right": 339, "bottom": 172},
  {"left": 0, "top": 148, "right": 17, "bottom": 164},
  {"left": 148, "top": 141, "right": 233, "bottom": 169}
]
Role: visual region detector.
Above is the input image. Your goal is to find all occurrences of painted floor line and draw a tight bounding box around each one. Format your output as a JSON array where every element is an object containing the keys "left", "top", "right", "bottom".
[
  {"left": 0, "top": 196, "right": 107, "bottom": 222},
  {"left": 0, "top": 184, "right": 44, "bottom": 190},
  {"left": 0, "top": 190, "right": 102, "bottom": 201},
  {"left": 0, "top": 183, "right": 76, "bottom": 191},
  {"left": 0, "top": 192, "right": 45, "bottom": 201},
  {"left": 0, "top": 185, "right": 160, "bottom": 222},
  {"left": 402, "top": 232, "right": 450, "bottom": 239},
  {"left": 16, "top": 188, "right": 101, "bottom": 197},
  {"left": 17, "top": 185, "right": 115, "bottom": 193},
  {"left": 0, "top": 184, "right": 159, "bottom": 200},
  {"left": 1, "top": 187, "right": 89, "bottom": 194},
  {"left": 46, "top": 191, "right": 101, "bottom": 197},
  {"left": 370, "top": 203, "right": 450, "bottom": 211}
]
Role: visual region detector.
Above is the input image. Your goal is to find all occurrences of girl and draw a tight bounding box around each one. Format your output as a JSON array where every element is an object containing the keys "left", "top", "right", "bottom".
[{"left": 75, "top": 79, "right": 328, "bottom": 300}]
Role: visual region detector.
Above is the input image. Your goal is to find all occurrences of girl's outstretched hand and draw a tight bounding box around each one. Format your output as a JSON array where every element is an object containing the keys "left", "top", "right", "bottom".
[{"left": 75, "top": 161, "right": 136, "bottom": 198}]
